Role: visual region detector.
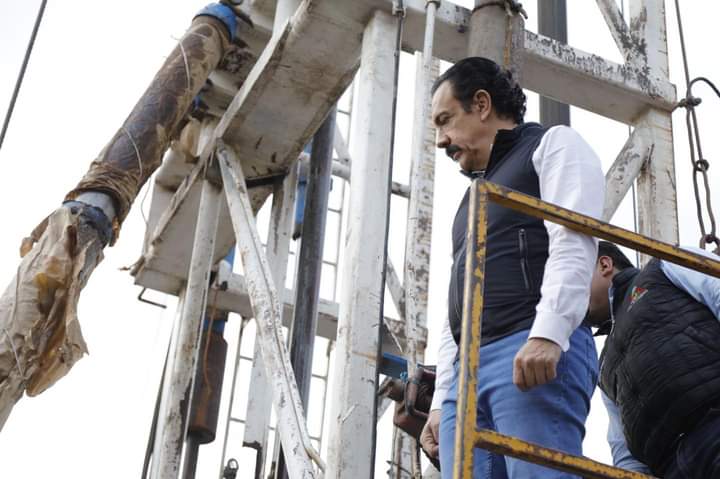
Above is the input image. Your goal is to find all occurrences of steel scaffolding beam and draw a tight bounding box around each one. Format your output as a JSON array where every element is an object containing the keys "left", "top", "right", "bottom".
[
  {"left": 218, "top": 141, "right": 321, "bottom": 479},
  {"left": 538, "top": 0, "right": 570, "bottom": 127},
  {"left": 603, "top": 125, "right": 653, "bottom": 222},
  {"left": 325, "top": 10, "right": 396, "bottom": 479},
  {"left": 240, "top": 165, "right": 299, "bottom": 479},
  {"left": 152, "top": 176, "right": 222, "bottom": 479},
  {"left": 630, "top": 0, "right": 679, "bottom": 250},
  {"left": 124, "top": 1, "right": 682, "bottom": 477}
]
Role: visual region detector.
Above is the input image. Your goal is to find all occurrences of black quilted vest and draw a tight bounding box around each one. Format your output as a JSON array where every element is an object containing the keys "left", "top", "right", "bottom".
[
  {"left": 599, "top": 259, "right": 720, "bottom": 475},
  {"left": 448, "top": 123, "right": 548, "bottom": 345}
]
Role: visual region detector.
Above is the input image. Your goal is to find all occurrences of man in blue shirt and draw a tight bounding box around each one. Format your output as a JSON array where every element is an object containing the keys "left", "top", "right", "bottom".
[{"left": 587, "top": 241, "right": 720, "bottom": 478}]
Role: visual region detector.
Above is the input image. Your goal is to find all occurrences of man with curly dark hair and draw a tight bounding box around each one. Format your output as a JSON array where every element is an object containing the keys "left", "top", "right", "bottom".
[{"left": 419, "top": 57, "right": 605, "bottom": 478}]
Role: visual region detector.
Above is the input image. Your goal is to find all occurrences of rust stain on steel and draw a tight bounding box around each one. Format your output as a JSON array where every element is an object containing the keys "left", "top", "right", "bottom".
[
  {"left": 454, "top": 180, "right": 488, "bottom": 479},
  {"left": 481, "top": 181, "right": 720, "bottom": 277},
  {"left": 596, "top": 0, "right": 645, "bottom": 62},
  {"left": 65, "top": 17, "right": 236, "bottom": 239},
  {"left": 526, "top": 31, "right": 664, "bottom": 103},
  {"left": 455, "top": 181, "right": 667, "bottom": 478},
  {"left": 474, "top": 429, "right": 655, "bottom": 478}
]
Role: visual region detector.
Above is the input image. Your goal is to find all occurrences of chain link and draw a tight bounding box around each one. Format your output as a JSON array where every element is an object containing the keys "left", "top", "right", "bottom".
[{"left": 674, "top": 0, "right": 720, "bottom": 254}]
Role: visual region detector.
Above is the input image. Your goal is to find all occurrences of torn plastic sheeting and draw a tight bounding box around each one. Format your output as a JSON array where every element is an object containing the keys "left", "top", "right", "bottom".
[
  {"left": 64, "top": 15, "right": 232, "bottom": 240},
  {"left": 0, "top": 207, "right": 105, "bottom": 429}
]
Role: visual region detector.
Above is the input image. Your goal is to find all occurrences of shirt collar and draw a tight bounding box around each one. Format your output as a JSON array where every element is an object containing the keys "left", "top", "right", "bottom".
[
  {"left": 484, "top": 122, "right": 541, "bottom": 174},
  {"left": 594, "top": 267, "right": 640, "bottom": 336}
]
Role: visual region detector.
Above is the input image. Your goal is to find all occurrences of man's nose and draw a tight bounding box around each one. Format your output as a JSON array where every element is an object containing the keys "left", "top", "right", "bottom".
[{"left": 436, "top": 132, "right": 450, "bottom": 149}]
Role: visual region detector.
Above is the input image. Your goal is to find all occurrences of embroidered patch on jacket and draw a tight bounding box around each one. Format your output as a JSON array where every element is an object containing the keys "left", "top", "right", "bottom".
[{"left": 627, "top": 286, "right": 648, "bottom": 311}]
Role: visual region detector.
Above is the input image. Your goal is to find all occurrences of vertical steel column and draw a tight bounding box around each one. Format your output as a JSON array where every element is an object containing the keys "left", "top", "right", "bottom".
[
  {"left": 152, "top": 175, "right": 222, "bottom": 479},
  {"left": 469, "top": 1, "right": 524, "bottom": 77},
  {"left": 454, "top": 180, "right": 488, "bottom": 479},
  {"left": 290, "top": 109, "right": 336, "bottom": 409},
  {"left": 629, "top": 0, "right": 678, "bottom": 249},
  {"left": 242, "top": 163, "right": 298, "bottom": 479},
  {"left": 537, "top": 0, "right": 570, "bottom": 127},
  {"left": 278, "top": 109, "right": 336, "bottom": 479},
  {"left": 405, "top": 2, "right": 439, "bottom": 379},
  {"left": 325, "top": 10, "right": 397, "bottom": 479},
  {"left": 399, "top": 3, "right": 440, "bottom": 475},
  {"left": 142, "top": 291, "right": 185, "bottom": 479}
]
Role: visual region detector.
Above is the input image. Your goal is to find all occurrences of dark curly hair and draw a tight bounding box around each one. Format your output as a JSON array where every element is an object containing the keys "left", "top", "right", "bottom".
[
  {"left": 597, "top": 241, "right": 635, "bottom": 271},
  {"left": 431, "top": 57, "right": 527, "bottom": 124}
]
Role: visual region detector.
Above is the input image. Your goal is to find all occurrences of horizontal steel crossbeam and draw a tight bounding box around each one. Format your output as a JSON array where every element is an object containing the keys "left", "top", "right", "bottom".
[{"left": 474, "top": 429, "right": 654, "bottom": 479}]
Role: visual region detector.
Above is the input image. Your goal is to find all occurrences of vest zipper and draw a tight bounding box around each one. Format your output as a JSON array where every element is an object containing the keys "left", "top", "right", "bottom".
[
  {"left": 453, "top": 255, "right": 463, "bottom": 321},
  {"left": 519, "top": 228, "right": 532, "bottom": 291}
]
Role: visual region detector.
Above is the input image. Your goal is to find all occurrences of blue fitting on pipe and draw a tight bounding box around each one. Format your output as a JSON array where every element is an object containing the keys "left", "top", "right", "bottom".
[
  {"left": 194, "top": 3, "right": 238, "bottom": 42},
  {"left": 294, "top": 173, "right": 308, "bottom": 226}
]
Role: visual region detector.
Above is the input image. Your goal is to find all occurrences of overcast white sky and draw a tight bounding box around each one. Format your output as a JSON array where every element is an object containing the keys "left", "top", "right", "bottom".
[{"left": 1, "top": 1, "right": 719, "bottom": 478}]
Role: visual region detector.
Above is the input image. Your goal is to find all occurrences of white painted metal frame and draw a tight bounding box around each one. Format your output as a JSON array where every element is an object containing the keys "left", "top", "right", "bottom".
[
  {"left": 239, "top": 164, "right": 298, "bottom": 478},
  {"left": 152, "top": 176, "right": 222, "bottom": 479},
  {"left": 134, "top": 1, "right": 680, "bottom": 477},
  {"left": 603, "top": 125, "right": 653, "bottom": 221},
  {"left": 325, "top": 10, "right": 397, "bottom": 479},
  {"left": 631, "top": 1, "right": 678, "bottom": 244},
  {"left": 217, "top": 140, "right": 322, "bottom": 479}
]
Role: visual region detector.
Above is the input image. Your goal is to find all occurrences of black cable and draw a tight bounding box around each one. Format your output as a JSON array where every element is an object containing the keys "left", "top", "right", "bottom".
[{"left": 0, "top": 0, "right": 48, "bottom": 151}]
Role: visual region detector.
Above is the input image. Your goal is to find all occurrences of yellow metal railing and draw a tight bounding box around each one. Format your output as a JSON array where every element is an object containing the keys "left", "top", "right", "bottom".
[{"left": 454, "top": 179, "right": 720, "bottom": 479}]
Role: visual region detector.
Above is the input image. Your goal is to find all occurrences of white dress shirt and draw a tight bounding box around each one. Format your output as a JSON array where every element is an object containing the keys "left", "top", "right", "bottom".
[{"left": 431, "top": 125, "right": 605, "bottom": 411}]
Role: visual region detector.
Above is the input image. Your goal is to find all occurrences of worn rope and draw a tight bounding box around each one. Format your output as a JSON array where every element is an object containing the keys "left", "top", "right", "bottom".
[
  {"left": 673, "top": 0, "right": 720, "bottom": 253},
  {"left": 178, "top": 39, "right": 192, "bottom": 93},
  {"left": 121, "top": 126, "right": 144, "bottom": 183}
]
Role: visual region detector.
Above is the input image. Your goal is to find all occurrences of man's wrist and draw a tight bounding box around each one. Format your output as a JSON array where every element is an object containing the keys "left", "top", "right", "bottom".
[{"left": 529, "top": 310, "right": 573, "bottom": 351}]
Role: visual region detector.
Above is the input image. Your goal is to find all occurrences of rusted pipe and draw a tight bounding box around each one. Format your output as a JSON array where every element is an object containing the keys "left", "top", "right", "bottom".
[
  {"left": 0, "top": 3, "right": 243, "bottom": 433},
  {"left": 64, "top": 10, "right": 235, "bottom": 238}
]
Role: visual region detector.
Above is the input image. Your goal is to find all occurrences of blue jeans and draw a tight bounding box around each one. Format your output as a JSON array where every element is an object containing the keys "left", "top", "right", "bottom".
[
  {"left": 663, "top": 408, "right": 720, "bottom": 478},
  {"left": 439, "top": 327, "right": 598, "bottom": 479}
]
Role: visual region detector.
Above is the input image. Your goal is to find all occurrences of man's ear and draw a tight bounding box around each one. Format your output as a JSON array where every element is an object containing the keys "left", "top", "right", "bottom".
[
  {"left": 598, "top": 256, "right": 614, "bottom": 277},
  {"left": 472, "top": 89, "right": 492, "bottom": 121}
]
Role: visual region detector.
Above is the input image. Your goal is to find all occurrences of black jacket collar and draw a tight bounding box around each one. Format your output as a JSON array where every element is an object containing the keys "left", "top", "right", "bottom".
[
  {"left": 595, "top": 267, "right": 640, "bottom": 336},
  {"left": 458, "top": 122, "right": 542, "bottom": 179}
]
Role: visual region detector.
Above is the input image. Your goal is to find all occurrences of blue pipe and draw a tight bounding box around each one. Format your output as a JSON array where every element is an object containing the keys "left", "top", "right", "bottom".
[
  {"left": 202, "top": 248, "right": 236, "bottom": 334},
  {"left": 194, "top": 3, "right": 238, "bottom": 42}
]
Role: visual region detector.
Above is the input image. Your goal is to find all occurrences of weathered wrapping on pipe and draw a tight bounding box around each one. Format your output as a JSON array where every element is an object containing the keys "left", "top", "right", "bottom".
[
  {"left": 0, "top": 208, "right": 103, "bottom": 428},
  {"left": 0, "top": 15, "right": 231, "bottom": 429},
  {"left": 65, "top": 16, "right": 230, "bottom": 238}
]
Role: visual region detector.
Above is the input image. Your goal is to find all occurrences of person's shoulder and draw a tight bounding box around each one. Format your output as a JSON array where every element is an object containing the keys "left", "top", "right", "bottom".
[{"left": 542, "top": 125, "right": 586, "bottom": 143}]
